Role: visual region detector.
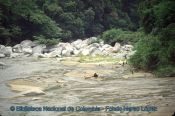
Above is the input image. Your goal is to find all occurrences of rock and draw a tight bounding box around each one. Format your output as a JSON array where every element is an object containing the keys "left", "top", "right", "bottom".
[
  {"left": 0, "top": 45, "right": 5, "bottom": 49},
  {"left": 73, "top": 49, "right": 80, "bottom": 56},
  {"left": 85, "top": 37, "right": 98, "bottom": 45},
  {"left": 47, "top": 50, "right": 62, "bottom": 58},
  {"left": 88, "top": 43, "right": 101, "bottom": 48},
  {"left": 20, "top": 40, "right": 35, "bottom": 48},
  {"left": 101, "top": 44, "right": 113, "bottom": 52},
  {"left": 0, "top": 53, "right": 5, "bottom": 58},
  {"left": 122, "top": 45, "right": 134, "bottom": 51},
  {"left": 62, "top": 49, "right": 73, "bottom": 57},
  {"left": 32, "top": 45, "right": 46, "bottom": 54},
  {"left": 91, "top": 48, "right": 103, "bottom": 56},
  {"left": 33, "top": 53, "right": 47, "bottom": 58},
  {"left": 71, "top": 39, "right": 83, "bottom": 50},
  {"left": 81, "top": 49, "right": 90, "bottom": 56},
  {"left": 10, "top": 53, "right": 21, "bottom": 58},
  {"left": 22, "top": 89, "right": 45, "bottom": 96},
  {"left": 12, "top": 44, "right": 22, "bottom": 53},
  {"left": 22, "top": 47, "right": 33, "bottom": 54},
  {"left": 113, "top": 42, "right": 121, "bottom": 53},
  {"left": 59, "top": 43, "right": 74, "bottom": 57},
  {"left": 0, "top": 46, "right": 12, "bottom": 57}
]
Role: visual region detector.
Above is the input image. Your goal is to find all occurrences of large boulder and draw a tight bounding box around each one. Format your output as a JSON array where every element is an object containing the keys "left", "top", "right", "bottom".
[
  {"left": 101, "top": 44, "right": 113, "bottom": 54},
  {"left": 47, "top": 49, "right": 62, "bottom": 58},
  {"left": 32, "top": 45, "right": 46, "bottom": 54},
  {"left": 81, "top": 49, "right": 91, "bottom": 56},
  {"left": 91, "top": 48, "right": 103, "bottom": 56},
  {"left": 73, "top": 48, "right": 80, "bottom": 56},
  {"left": 84, "top": 37, "right": 98, "bottom": 45},
  {"left": 113, "top": 42, "right": 121, "bottom": 53},
  {"left": 22, "top": 47, "right": 33, "bottom": 55},
  {"left": 0, "top": 46, "right": 12, "bottom": 57},
  {"left": 121, "top": 45, "right": 134, "bottom": 51},
  {"left": 80, "top": 46, "right": 97, "bottom": 56},
  {"left": 12, "top": 44, "right": 22, "bottom": 53},
  {"left": 60, "top": 43, "right": 74, "bottom": 57},
  {"left": 20, "top": 40, "right": 35, "bottom": 48},
  {"left": 71, "top": 39, "right": 83, "bottom": 50},
  {"left": 62, "top": 49, "right": 73, "bottom": 57},
  {"left": 88, "top": 43, "right": 101, "bottom": 49}
]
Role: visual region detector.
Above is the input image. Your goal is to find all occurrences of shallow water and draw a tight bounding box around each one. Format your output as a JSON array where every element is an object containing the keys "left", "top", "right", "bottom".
[{"left": 0, "top": 57, "right": 174, "bottom": 116}]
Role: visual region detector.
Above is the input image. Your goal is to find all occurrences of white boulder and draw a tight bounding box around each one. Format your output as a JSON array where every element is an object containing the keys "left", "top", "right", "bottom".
[
  {"left": 13, "top": 44, "right": 22, "bottom": 53},
  {"left": 112, "top": 42, "right": 121, "bottom": 53},
  {"left": 32, "top": 45, "right": 46, "bottom": 54}
]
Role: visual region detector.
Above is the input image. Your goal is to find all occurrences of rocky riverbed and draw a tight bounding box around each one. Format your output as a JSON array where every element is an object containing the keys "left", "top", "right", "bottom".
[
  {"left": 0, "top": 56, "right": 175, "bottom": 116},
  {"left": 0, "top": 38, "right": 175, "bottom": 116}
]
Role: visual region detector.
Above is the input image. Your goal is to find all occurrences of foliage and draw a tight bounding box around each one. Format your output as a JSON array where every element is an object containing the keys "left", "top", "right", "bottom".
[
  {"left": 34, "top": 35, "right": 60, "bottom": 46},
  {"left": 0, "top": 0, "right": 141, "bottom": 45},
  {"left": 155, "top": 65, "right": 175, "bottom": 77},
  {"left": 78, "top": 55, "right": 124, "bottom": 63},
  {"left": 129, "top": 35, "right": 161, "bottom": 70},
  {"left": 130, "top": 0, "right": 175, "bottom": 77},
  {"left": 100, "top": 28, "right": 144, "bottom": 45}
]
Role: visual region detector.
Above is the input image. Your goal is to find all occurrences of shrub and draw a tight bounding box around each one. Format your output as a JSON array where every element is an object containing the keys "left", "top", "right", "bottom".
[
  {"left": 129, "top": 35, "right": 161, "bottom": 70},
  {"left": 100, "top": 28, "right": 143, "bottom": 45},
  {"left": 155, "top": 65, "right": 175, "bottom": 77},
  {"left": 34, "top": 35, "right": 60, "bottom": 46}
]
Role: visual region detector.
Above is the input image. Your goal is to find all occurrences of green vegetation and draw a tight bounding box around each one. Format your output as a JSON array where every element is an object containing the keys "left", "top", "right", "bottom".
[
  {"left": 129, "top": 0, "right": 175, "bottom": 77},
  {"left": 79, "top": 55, "right": 124, "bottom": 63},
  {"left": 0, "top": 0, "right": 140, "bottom": 45},
  {"left": 100, "top": 29, "right": 144, "bottom": 45},
  {"left": 0, "top": 0, "right": 174, "bottom": 77},
  {"left": 34, "top": 35, "right": 60, "bottom": 46}
]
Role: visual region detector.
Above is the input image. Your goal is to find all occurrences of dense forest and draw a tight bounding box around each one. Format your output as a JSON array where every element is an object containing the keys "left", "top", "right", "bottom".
[
  {"left": 0, "top": 0, "right": 175, "bottom": 76},
  {"left": 0, "top": 0, "right": 140, "bottom": 44}
]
